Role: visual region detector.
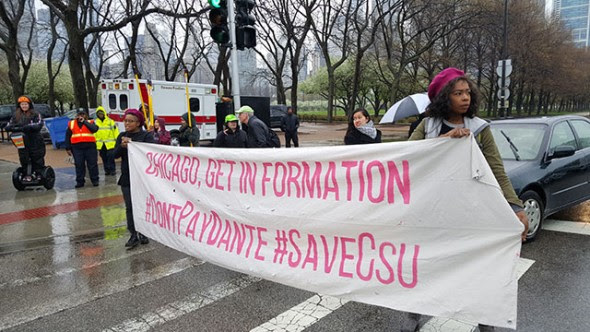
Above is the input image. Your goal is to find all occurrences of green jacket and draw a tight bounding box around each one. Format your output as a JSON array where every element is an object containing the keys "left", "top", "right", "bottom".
[{"left": 409, "top": 119, "right": 523, "bottom": 208}]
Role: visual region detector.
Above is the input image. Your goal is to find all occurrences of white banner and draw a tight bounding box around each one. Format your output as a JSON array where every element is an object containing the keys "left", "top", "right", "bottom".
[{"left": 129, "top": 136, "right": 523, "bottom": 329}]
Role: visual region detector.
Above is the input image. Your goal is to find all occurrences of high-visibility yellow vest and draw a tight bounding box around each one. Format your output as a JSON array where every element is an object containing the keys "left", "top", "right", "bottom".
[{"left": 94, "top": 117, "right": 119, "bottom": 150}]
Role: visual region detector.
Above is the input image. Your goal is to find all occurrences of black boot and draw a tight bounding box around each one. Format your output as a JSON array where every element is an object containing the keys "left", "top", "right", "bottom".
[
  {"left": 125, "top": 233, "right": 139, "bottom": 248},
  {"left": 138, "top": 233, "right": 149, "bottom": 245}
]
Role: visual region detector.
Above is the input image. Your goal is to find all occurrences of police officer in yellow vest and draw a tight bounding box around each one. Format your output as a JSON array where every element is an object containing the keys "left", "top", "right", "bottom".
[{"left": 94, "top": 106, "right": 119, "bottom": 176}]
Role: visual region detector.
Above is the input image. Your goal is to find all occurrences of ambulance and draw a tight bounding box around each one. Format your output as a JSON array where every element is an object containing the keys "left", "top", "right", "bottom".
[{"left": 99, "top": 79, "right": 219, "bottom": 141}]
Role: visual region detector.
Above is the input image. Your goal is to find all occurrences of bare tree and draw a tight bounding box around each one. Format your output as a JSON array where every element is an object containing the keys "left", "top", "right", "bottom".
[
  {"left": 0, "top": 0, "right": 36, "bottom": 100},
  {"left": 43, "top": 9, "right": 68, "bottom": 115},
  {"left": 253, "top": 0, "right": 291, "bottom": 104},
  {"left": 347, "top": 0, "right": 398, "bottom": 115},
  {"left": 40, "top": 0, "right": 208, "bottom": 109},
  {"left": 308, "top": 0, "right": 354, "bottom": 122}
]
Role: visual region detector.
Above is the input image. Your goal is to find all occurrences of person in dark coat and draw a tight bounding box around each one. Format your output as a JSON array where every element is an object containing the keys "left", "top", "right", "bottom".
[
  {"left": 113, "top": 108, "right": 155, "bottom": 248},
  {"left": 179, "top": 112, "right": 200, "bottom": 147},
  {"left": 344, "top": 108, "right": 382, "bottom": 145},
  {"left": 65, "top": 109, "right": 99, "bottom": 188},
  {"left": 153, "top": 117, "right": 171, "bottom": 145},
  {"left": 281, "top": 106, "right": 300, "bottom": 148},
  {"left": 213, "top": 114, "right": 248, "bottom": 148},
  {"left": 408, "top": 113, "right": 425, "bottom": 138},
  {"left": 5, "top": 96, "right": 46, "bottom": 182},
  {"left": 237, "top": 105, "right": 271, "bottom": 148}
]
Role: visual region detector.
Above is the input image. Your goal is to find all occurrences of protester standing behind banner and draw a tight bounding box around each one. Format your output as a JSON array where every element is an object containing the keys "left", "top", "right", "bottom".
[
  {"left": 113, "top": 108, "right": 155, "bottom": 248},
  {"left": 152, "top": 118, "right": 171, "bottom": 145},
  {"left": 66, "top": 109, "right": 99, "bottom": 188},
  {"left": 237, "top": 105, "right": 271, "bottom": 148},
  {"left": 179, "top": 112, "right": 199, "bottom": 147},
  {"left": 213, "top": 114, "right": 247, "bottom": 148},
  {"left": 94, "top": 106, "right": 119, "bottom": 176},
  {"left": 344, "top": 108, "right": 382, "bottom": 145},
  {"left": 403, "top": 67, "right": 529, "bottom": 332},
  {"left": 281, "top": 106, "right": 300, "bottom": 147}
]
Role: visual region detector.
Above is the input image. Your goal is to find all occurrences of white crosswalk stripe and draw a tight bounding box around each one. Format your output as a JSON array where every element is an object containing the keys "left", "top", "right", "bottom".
[
  {"left": 103, "top": 275, "right": 261, "bottom": 332},
  {"left": 0, "top": 257, "right": 203, "bottom": 331},
  {"left": 543, "top": 219, "right": 590, "bottom": 236},
  {"left": 250, "top": 294, "right": 349, "bottom": 332},
  {"left": 0, "top": 245, "right": 155, "bottom": 290}
]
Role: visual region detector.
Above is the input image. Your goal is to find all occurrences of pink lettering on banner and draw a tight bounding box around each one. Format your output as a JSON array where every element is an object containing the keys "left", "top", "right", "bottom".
[
  {"left": 320, "top": 235, "right": 339, "bottom": 274},
  {"left": 301, "top": 234, "right": 318, "bottom": 271},
  {"left": 357, "top": 232, "right": 376, "bottom": 281},
  {"left": 240, "top": 161, "right": 257, "bottom": 195},
  {"left": 342, "top": 161, "right": 357, "bottom": 202},
  {"left": 268, "top": 229, "right": 420, "bottom": 288},
  {"left": 143, "top": 195, "right": 421, "bottom": 288},
  {"left": 288, "top": 229, "right": 302, "bottom": 267},
  {"left": 302, "top": 162, "right": 322, "bottom": 199},
  {"left": 144, "top": 152, "right": 200, "bottom": 185},
  {"left": 255, "top": 227, "right": 268, "bottom": 261},
  {"left": 366, "top": 161, "right": 386, "bottom": 203},
  {"left": 144, "top": 193, "right": 183, "bottom": 235},
  {"left": 273, "top": 162, "right": 287, "bottom": 197},
  {"left": 387, "top": 161, "right": 411, "bottom": 204},
  {"left": 376, "top": 242, "right": 395, "bottom": 284},
  {"left": 287, "top": 162, "right": 302, "bottom": 197},
  {"left": 323, "top": 162, "right": 339, "bottom": 201},
  {"left": 339, "top": 236, "right": 355, "bottom": 278},
  {"left": 261, "top": 162, "right": 272, "bottom": 196}
]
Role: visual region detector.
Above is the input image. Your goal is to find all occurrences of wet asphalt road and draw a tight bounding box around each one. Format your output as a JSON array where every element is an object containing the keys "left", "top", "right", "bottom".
[{"left": 0, "top": 159, "right": 589, "bottom": 332}]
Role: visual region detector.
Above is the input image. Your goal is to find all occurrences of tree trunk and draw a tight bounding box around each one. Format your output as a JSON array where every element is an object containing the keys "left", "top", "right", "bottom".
[{"left": 59, "top": 5, "right": 90, "bottom": 109}]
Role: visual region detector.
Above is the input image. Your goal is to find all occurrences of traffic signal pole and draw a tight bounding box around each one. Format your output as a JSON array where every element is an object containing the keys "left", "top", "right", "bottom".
[{"left": 228, "top": 0, "right": 241, "bottom": 110}]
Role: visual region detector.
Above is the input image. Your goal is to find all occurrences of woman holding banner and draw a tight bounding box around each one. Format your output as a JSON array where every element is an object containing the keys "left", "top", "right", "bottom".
[
  {"left": 404, "top": 68, "right": 528, "bottom": 332},
  {"left": 114, "top": 109, "right": 155, "bottom": 248},
  {"left": 344, "top": 108, "right": 382, "bottom": 145}
]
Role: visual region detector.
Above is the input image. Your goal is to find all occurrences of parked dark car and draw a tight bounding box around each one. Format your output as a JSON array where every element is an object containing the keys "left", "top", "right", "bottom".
[
  {"left": 490, "top": 115, "right": 590, "bottom": 240},
  {"left": 0, "top": 105, "right": 13, "bottom": 127},
  {"left": 270, "top": 105, "right": 288, "bottom": 128}
]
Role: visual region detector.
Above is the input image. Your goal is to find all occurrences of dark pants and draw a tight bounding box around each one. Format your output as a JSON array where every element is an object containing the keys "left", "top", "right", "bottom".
[
  {"left": 72, "top": 146, "right": 99, "bottom": 185},
  {"left": 99, "top": 145, "right": 116, "bottom": 174},
  {"left": 18, "top": 146, "right": 46, "bottom": 175},
  {"left": 121, "top": 186, "right": 136, "bottom": 234},
  {"left": 285, "top": 131, "right": 299, "bottom": 148}
]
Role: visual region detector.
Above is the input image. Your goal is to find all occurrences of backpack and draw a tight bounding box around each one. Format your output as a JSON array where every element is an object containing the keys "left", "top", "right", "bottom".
[{"left": 268, "top": 128, "right": 281, "bottom": 148}]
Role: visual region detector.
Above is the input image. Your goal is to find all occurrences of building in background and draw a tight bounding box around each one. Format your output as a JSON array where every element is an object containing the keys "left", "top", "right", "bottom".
[{"left": 553, "top": 0, "right": 590, "bottom": 47}]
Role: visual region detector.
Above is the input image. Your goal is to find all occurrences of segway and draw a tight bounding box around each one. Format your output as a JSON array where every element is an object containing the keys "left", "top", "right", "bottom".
[{"left": 10, "top": 133, "right": 55, "bottom": 191}]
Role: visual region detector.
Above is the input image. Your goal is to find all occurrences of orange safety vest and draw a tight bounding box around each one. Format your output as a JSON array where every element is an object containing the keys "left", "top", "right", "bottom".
[{"left": 69, "top": 120, "right": 96, "bottom": 144}]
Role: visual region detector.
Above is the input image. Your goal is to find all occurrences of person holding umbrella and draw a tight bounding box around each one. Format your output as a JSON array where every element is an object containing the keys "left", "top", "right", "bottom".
[{"left": 402, "top": 67, "right": 528, "bottom": 332}]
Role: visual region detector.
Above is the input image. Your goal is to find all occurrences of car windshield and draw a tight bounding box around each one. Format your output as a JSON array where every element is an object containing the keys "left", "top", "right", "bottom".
[{"left": 490, "top": 123, "right": 546, "bottom": 161}]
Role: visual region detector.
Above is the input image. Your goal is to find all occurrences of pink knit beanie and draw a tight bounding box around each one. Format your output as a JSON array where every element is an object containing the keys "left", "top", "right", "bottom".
[{"left": 427, "top": 67, "right": 465, "bottom": 101}]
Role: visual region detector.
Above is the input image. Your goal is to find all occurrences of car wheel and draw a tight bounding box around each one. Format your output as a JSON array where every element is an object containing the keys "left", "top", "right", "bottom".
[{"left": 520, "top": 190, "right": 544, "bottom": 241}]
